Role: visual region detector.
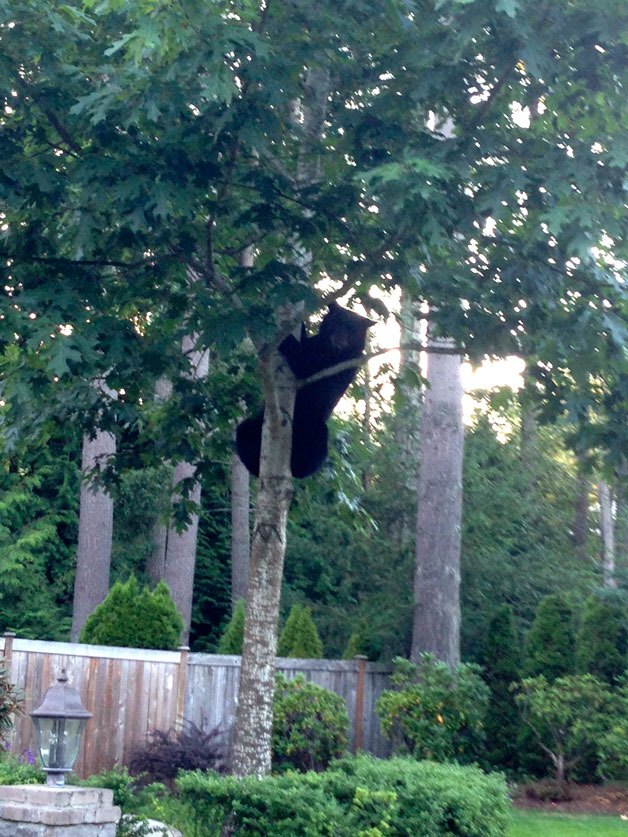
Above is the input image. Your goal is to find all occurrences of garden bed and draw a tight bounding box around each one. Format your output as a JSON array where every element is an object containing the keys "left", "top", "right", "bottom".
[{"left": 514, "top": 783, "right": 628, "bottom": 818}]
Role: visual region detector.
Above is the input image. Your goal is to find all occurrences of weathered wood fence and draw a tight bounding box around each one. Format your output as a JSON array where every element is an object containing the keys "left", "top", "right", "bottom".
[{"left": 1, "top": 634, "right": 392, "bottom": 778}]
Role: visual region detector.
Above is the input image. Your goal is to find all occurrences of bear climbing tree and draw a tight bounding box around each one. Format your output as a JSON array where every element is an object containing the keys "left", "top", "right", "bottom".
[{"left": 236, "top": 302, "right": 374, "bottom": 478}]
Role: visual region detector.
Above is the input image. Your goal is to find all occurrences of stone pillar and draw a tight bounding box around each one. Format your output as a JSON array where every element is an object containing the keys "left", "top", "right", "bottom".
[{"left": 0, "top": 785, "right": 121, "bottom": 836}]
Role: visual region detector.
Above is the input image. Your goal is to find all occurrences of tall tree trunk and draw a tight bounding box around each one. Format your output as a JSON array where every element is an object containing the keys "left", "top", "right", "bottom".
[
  {"left": 572, "top": 452, "right": 591, "bottom": 562},
  {"left": 599, "top": 480, "right": 616, "bottom": 588},
  {"left": 71, "top": 383, "right": 117, "bottom": 642},
  {"left": 411, "top": 338, "right": 463, "bottom": 669},
  {"left": 148, "top": 337, "right": 209, "bottom": 644},
  {"left": 230, "top": 65, "right": 329, "bottom": 778},
  {"left": 230, "top": 450, "right": 251, "bottom": 608},
  {"left": 231, "top": 342, "right": 296, "bottom": 777}
]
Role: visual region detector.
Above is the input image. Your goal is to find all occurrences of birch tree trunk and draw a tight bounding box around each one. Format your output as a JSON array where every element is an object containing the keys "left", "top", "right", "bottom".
[
  {"left": 71, "top": 382, "right": 117, "bottom": 641},
  {"left": 230, "top": 450, "right": 251, "bottom": 608},
  {"left": 231, "top": 342, "right": 296, "bottom": 777},
  {"left": 599, "top": 479, "right": 617, "bottom": 588},
  {"left": 411, "top": 338, "right": 464, "bottom": 669},
  {"left": 148, "top": 336, "right": 209, "bottom": 644}
]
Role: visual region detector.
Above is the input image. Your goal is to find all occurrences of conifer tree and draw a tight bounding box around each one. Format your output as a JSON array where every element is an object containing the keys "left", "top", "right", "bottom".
[
  {"left": 79, "top": 577, "right": 183, "bottom": 650},
  {"left": 576, "top": 591, "right": 628, "bottom": 684},
  {"left": 523, "top": 594, "right": 576, "bottom": 681},
  {"left": 278, "top": 605, "right": 324, "bottom": 659},
  {"left": 481, "top": 604, "right": 522, "bottom": 770},
  {"left": 217, "top": 598, "right": 246, "bottom": 655}
]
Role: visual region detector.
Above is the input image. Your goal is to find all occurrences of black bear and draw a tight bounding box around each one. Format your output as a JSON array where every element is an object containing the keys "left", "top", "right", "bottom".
[{"left": 236, "top": 302, "right": 374, "bottom": 478}]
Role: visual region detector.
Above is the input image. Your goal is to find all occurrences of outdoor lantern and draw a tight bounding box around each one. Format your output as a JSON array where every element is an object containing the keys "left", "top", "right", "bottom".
[{"left": 30, "top": 669, "right": 92, "bottom": 786}]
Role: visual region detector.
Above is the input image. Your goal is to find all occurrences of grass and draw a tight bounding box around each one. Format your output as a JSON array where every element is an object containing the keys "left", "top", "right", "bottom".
[{"left": 510, "top": 809, "right": 628, "bottom": 836}]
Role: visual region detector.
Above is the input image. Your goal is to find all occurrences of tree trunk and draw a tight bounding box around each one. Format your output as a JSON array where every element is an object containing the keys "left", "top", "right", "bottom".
[
  {"left": 230, "top": 66, "right": 328, "bottom": 779},
  {"left": 599, "top": 479, "right": 616, "bottom": 588},
  {"left": 572, "top": 453, "right": 591, "bottom": 562},
  {"left": 148, "top": 337, "right": 209, "bottom": 644},
  {"left": 555, "top": 750, "right": 566, "bottom": 792},
  {"left": 230, "top": 450, "right": 251, "bottom": 608},
  {"left": 231, "top": 342, "right": 296, "bottom": 777},
  {"left": 411, "top": 337, "right": 463, "bottom": 669},
  {"left": 71, "top": 392, "right": 116, "bottom": 641}
]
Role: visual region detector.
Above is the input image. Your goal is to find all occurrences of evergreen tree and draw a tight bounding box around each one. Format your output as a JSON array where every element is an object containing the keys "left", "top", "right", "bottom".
[
  {"left": 278, "top": 605, "right": 324, "bottom": 659},
  {"left": 217, "top": 598, "right": 246, "bottom": 655},
  {"left": 576, "top": 591, "right": 628, "bottom": 685},
  {"left": 523, "top": 594, "right": 576, "bottom": 681},
  {"left": 79, "top": 577, "right": 183, "bottom": 650},
  {"left": 480, "top": 604, "right": 522, "bottom": 770}
]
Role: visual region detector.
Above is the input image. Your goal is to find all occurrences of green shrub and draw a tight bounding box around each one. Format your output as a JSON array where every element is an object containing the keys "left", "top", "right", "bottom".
[
  {"left": 277, "top": 605, "right": 324, "bottom": 659},
  {"left": 272, "top": 674, "right": 349, "bottom": 772},
  {"left": 0, "top": 753, "right": 45, "bottom": 785},
  {"left": 576, "top": 590, "right": 628, "bottom": 684},
  {"left": 77, "top": 768, "right": 193, "bottom": 835},
  {"left": 77, "top": 766, "right": 140, "bottom": 810},
  {"left": 176, "top": 754, "right": 511, "bottom": 837},
  {"left": 596, "top": 675, "right": 628, "bottom": 780},
  {"left": 79, "top": 577, "right": 184, "bottom": 650},
  {"left": 514, "top": 674, "right": 611, "bottom": 790},
  {"left": 217, "top": 598, "right": 246, "bottom": 654},
  {"left": 376, "top": 655, "right": 489, "bottom": 765},
  {"left": 523, "top": 594, "right": 575, "bottom": 681},
  {"left": 481, "top": 604, "right": 522, "bottom": 770}
]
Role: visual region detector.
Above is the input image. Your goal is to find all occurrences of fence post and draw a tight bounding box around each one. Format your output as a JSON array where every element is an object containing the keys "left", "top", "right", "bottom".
[
  {"left": 3, "top": 632, "right": 15, "bottom": 678},
  {"left": 175, "top": 645, "right": 190, "bottom": 733},
  {"left": 353, "top": 655, "right": 367, "bottom": 752}
]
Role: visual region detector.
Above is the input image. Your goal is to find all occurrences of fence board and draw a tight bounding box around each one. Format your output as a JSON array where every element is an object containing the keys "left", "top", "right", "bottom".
[{"left": 1, "top": 636, "right": 392, "bottom": 777}]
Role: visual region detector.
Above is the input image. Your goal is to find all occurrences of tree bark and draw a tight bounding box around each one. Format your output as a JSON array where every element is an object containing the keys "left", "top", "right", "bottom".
[
  {"left": 411, "top": 337, "right": 464, "bottom": 669},
  {"left": 71, "top": 382, "right": 117, "bottom": 642},
  {"left": 230, "top": 450, "right": 251, "bottom": 608},
  {"left": 230, "top": 65, "right": 329, "bottom": 778},
  {"left": 148, "top": 337, "right": 209, "bottom": 644},
  {"left": 599, "top": 479, "right": 616, "bottom": 588},
  {"left": 230, "top": 341, "right": 296, "bottom": 777}
]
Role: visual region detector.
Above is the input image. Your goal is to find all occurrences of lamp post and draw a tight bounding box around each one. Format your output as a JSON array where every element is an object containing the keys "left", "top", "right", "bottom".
[{"left": 30, "top": 669, "right": 92, "bottom": 786}]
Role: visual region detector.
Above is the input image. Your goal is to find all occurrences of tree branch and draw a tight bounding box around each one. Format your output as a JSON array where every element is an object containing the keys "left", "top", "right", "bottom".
[{"left": 297, "top": 341, "right": 463, "bottom": 388}]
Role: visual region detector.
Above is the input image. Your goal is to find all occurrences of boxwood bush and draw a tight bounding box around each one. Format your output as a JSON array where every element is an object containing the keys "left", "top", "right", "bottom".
[{"left": 176, "top": 754, "right": 511, "bottom": 836}]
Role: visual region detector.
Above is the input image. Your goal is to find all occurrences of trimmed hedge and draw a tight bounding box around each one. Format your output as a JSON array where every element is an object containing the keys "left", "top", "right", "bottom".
[{"left": 176, "top": 754, "right": 511, "bottom": 837}]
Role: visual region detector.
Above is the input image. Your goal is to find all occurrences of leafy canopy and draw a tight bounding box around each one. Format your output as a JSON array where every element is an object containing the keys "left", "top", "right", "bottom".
[{"left": 0, "top": 0, "right": 626, "bottom": 468}]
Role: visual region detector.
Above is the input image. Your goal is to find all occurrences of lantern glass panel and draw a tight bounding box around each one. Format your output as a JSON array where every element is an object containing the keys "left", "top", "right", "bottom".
[{"left": 34, "top": 717, "right": 86, "bottom": 770}]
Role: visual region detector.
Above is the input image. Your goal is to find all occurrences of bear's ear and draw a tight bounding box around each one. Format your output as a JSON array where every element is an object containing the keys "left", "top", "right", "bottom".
[{"left": 327, "top": 301, "right": 341, "bottom": 314}]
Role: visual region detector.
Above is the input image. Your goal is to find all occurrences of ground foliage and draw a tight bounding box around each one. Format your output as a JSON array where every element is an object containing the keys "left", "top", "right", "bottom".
[{"left": 175, "top": 754, "right": 511, "bottom": 837}]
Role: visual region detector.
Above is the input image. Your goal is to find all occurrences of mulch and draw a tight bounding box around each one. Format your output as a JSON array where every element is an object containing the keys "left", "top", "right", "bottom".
[{"left": 514, "top": 783, "right": 628, "bottom": 818}]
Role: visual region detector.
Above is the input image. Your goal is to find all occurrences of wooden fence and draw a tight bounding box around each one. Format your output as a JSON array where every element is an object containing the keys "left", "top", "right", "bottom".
[{"left": 1, "top": 634, "right": 392, "bottom": 778}]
